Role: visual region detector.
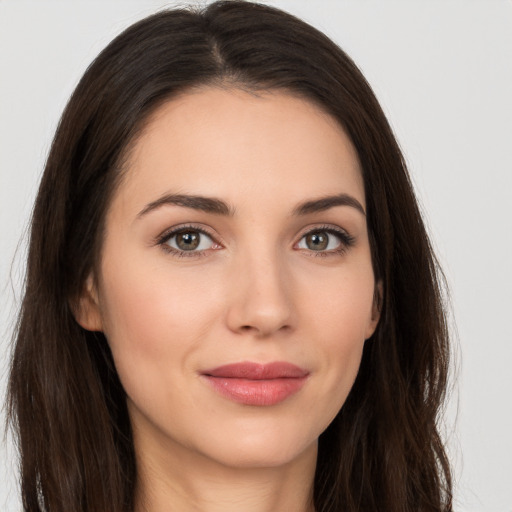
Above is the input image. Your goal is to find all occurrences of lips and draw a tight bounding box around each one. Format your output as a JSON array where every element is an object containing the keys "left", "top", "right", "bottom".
[{"left": 201, "top": 362, "right": 309, "bottom": 406}]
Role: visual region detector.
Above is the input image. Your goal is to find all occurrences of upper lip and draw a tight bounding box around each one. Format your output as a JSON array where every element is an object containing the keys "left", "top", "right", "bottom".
[{"left": 202, "top": 361, "right": 309, "bottom": 380}]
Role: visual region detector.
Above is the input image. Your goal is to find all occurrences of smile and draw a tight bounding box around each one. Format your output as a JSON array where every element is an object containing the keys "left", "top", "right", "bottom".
[{"left": 201, "top": 361, "right": 310, "bottom": 406}]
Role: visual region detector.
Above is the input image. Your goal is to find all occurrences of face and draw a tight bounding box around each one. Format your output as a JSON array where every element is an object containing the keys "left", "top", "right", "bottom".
[{"left": 78, "top": 87, "right": 380, "bottom": 471}]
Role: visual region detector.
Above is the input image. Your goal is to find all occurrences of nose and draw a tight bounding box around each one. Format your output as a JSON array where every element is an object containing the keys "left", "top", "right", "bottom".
[{"left": 225, "top": 250, "right": 295, "bottom": 337}]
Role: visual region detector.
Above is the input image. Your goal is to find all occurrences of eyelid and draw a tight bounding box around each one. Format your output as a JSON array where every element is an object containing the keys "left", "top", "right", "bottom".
[
  {"left": 153, "top": 222, "right": 355, "bottom": 258},
  {"left": 154, "top": 223, "right": 223, "bottom": 256},
  {"left": 295, "top": 224, "right": 353, "bottom": 240},
  {"left": 294, "top": 224, "right": 356, "bottom": 255}
]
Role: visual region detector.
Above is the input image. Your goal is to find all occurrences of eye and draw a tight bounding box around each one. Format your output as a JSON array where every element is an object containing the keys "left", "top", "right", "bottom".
[
  {"left": 297, "top": 228, "right": 354, "bottom": 254},
  {"left": 160, "top": 227, "right": 217, "bottom": 254}
]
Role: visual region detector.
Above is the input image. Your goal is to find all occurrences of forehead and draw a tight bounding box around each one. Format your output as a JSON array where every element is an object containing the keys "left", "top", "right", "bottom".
[{"left": 114, "top": 87, "right": 365, "bottom": 215}]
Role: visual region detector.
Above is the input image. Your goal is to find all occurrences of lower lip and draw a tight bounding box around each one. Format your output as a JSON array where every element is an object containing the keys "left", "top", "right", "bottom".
[{"left": 202, "top": 376, "right": 308, "bottom": 406}]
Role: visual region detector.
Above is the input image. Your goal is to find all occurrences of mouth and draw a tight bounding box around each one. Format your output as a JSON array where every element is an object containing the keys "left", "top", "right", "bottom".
[{"left": 200, "top": 361, "right": 309, "bottom": 406}]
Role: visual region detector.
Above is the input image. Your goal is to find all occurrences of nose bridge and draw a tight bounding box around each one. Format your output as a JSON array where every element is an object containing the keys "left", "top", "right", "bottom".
[{"left": 225, "top": 240, "right": 294, "bottom": 336}]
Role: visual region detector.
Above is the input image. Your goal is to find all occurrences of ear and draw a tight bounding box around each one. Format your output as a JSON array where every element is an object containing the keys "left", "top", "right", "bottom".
[
  {"left": 365, "top": 279, "right": 383, "bottom": 340},
  {"left": 72, "top": 274, "right": 103, "bottom": 332}
]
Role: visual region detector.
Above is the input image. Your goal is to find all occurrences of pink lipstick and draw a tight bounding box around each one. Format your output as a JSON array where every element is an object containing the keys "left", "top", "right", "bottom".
[{"left": 201, "top": 362, "right": 309, "bottom": 406}]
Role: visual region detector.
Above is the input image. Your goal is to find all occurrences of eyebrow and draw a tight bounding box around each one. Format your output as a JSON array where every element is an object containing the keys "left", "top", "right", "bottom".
[
  {"left": 137, "top": 193, "right": 234, "bottom": 218},
  {"left": 293, "top": 194, "right": 366, "bottom": 217},
  {"left": 137, "top": 192, "right": 366, "bottom": 218}
]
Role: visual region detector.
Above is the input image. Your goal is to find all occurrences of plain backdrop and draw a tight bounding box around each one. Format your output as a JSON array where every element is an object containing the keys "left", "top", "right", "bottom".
[{"left": 1, "top": 1, "right": 511, "bottom": 511}]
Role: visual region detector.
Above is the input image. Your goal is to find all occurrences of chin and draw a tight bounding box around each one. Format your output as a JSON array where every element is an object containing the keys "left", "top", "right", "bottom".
[
  {"left": 207, "top": 435, "right": 318, "bottom": 470},
  {"left": 187, "top": 416, "right": 321, "bottom": 471}
]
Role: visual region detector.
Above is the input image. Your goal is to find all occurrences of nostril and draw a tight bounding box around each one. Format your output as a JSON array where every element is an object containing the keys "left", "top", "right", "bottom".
[{"left": 238, "top": 323, "right": 291, "bottom": 335}]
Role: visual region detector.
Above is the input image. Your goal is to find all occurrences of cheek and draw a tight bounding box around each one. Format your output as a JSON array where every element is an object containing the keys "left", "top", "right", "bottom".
[
  {"left": 97, "top": 251, "right": 223, "bottom": 388},
  {"left": 299, "top": 261, "right": 374, "bottom": 413},
  {"left": 300, "top": 258, "right": 376, "bottom": 344}
]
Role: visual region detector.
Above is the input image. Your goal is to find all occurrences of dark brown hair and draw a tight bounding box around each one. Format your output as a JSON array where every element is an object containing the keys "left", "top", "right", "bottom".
[{"left": 7, "top": 2, "right": 452, "bottom": 511}]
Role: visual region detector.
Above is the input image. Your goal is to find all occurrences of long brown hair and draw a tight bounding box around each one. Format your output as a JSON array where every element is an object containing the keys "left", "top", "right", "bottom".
[{"left": 7, "top": 2, "right": 452, "bottom": 511}]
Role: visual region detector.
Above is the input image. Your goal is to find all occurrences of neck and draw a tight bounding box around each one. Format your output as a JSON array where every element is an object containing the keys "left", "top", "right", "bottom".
[{"left": 133, "top": 427, "right": 317, "bottom": 512}]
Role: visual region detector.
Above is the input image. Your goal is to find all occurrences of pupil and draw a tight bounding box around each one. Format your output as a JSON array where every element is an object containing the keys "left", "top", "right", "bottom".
[
  {"left": 177, "top": 231, "right": 199, "bottom": 250},
  {"left": 307, "top": 232, "right": 328, "bottom": 251}
]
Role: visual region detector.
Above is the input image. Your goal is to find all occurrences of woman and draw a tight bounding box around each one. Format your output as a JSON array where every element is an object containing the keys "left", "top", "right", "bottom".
[{"left": 7, "top": 1, "right": 452, "bottom": 511}]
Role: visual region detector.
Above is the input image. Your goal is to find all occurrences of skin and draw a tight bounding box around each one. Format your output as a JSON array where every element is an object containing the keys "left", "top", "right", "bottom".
[{"left": 77, "top": 87, "right": 380, "bottom": 512}]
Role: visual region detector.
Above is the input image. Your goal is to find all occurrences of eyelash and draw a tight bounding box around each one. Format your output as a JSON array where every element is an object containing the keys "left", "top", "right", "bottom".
[
  {"left": 297, "top": 225, "right": 356, "bottom": 258},
  {"left": 155, "top": 224, "right": 218, "bottom": 258},
  {"left": 155, "top": 224, "right": 356, "bottom": 258}
]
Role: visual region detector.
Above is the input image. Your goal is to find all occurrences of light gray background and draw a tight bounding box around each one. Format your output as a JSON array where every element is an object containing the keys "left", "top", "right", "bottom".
[{"left": 1, "top": 1, "right": 511, "bottom": 511}]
